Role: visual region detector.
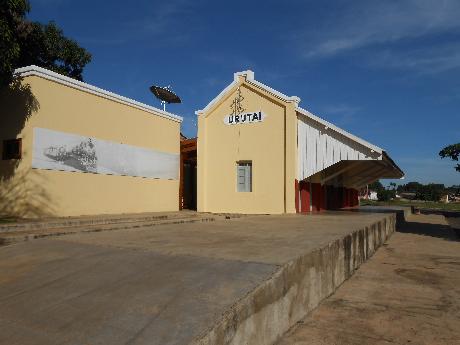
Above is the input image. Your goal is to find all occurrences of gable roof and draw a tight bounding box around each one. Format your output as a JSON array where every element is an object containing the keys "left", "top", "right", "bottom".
[
  {"left": 14, "top": 65, "right": 183, "bottom": 123},
  {"left": 195, "top": 70, "right": 300, "bottom": 116},
  {"left": 196, "top": 70, "right": 382, "bottom": 154}
]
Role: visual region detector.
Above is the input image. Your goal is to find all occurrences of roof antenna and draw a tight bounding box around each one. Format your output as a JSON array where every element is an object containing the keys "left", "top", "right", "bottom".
[{"left": 149, "top": 85, "right": 182, "bottom": 111}]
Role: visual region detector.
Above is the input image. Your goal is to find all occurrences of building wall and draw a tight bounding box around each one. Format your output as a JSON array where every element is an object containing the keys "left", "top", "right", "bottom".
[
  {"left": 297, "top": 114, "right": 382, "bottom": 181},
  {"left": 197, "top": 75, "right": 298, "bottom": 214},
  {"left": 0, "top": 75, "right": 180, "bottom": 217}
]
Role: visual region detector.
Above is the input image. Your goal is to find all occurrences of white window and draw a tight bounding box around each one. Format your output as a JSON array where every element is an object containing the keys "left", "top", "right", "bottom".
[{"left": 237, "top": 161, "right": 252, "bottom": 192}]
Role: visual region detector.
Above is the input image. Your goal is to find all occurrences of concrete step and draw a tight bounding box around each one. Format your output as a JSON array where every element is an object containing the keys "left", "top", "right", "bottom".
[
  {"left": 0, "top": 211, "right": 203, "bottom": 233},
  {"left": 0, "top": 214, "right": 216, "bottom": 246}
]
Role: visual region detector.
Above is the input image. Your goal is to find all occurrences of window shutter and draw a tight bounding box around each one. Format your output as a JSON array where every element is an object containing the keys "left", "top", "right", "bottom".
[
  {"left": 237, "top": 162, "right": 252, "bottom": 192},
  {"left": 245, "top": 165, "right": 252, "bottom": 192},
  {"left": 237, "top": 166, "right": 246, "bottom": 192}
]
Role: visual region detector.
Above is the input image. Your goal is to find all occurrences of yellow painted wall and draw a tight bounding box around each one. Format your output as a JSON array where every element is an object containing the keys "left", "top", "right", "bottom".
[
  {"left": 0, "top": 75, "right": 180, "bottom": 217},
  {"left": 197, "top": 74, "right": 298, "bottom": 214}
]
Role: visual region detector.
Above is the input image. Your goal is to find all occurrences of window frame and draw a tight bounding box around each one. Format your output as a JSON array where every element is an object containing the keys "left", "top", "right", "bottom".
[
  {"left": 236, "top": 161, "right": 252, "bottom": 192},
  {"left": 2, "top": 138, "right": 22, "bottom": 160}
]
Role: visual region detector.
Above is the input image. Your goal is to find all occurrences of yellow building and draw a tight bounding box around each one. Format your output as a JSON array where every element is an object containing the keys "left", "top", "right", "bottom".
[
  {"left": 196, "top": 71, "right": 403, "bottom": 214},
  {"left": 0, "top": 66, "right": 403, "bottom": 218},
  {"left": 0, "top": 65, "right": 182, "bottom": 218}
]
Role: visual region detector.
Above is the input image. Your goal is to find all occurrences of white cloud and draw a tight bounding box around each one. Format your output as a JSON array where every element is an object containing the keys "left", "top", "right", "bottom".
[
  {"left": 302, "top": 0, "right": 460, "bottom": 58},
  {"left": 370, "top": 44, "right": 460, "bottom": 74},
  {"left": 81, "top": 0, "right": 195, "bottom": 46},
  {"left": 314, "top": 104, "right": 362, "bottom": 127},
  {"left": 125, "top": 1, "right": 190, "bottom": 37}
]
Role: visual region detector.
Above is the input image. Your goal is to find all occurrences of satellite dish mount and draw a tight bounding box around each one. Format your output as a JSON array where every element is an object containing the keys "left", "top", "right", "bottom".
[{"left": 149, "top": 85, "right": 181, "bottom": 111}]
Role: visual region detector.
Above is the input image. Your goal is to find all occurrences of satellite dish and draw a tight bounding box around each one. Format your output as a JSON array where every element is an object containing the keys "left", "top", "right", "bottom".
[{"left": 150, "top": 85, "right": 181, "bottom": 111}]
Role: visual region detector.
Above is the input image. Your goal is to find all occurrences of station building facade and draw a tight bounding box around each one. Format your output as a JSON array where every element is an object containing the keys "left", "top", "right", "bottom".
[
  {"left": 196, "top": 71, "right": 403, "bottom": 214},
  {"left": 0, "top": 66, "right": 402, "bottom": 218},
  {"left": 0, "top": 66, "right": 182, "bottom": 218}
]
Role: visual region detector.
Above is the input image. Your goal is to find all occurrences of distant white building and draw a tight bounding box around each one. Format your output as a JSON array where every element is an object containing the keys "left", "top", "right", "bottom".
[{"left": 369, "top": 191, "right": 378, "bottom": 200}]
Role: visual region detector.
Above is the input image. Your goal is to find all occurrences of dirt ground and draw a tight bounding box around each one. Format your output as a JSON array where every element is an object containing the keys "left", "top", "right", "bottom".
[{"left": 277, "top": 214, "right": 460, "bottom": 345}]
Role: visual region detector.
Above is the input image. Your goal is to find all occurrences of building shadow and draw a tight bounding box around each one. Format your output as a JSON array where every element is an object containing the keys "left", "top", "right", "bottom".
[
  {"left": 339, "top": 206, "right": 459, "bottom": 242},
  {"left": 0, "top": 167, "right": 55, "bottom": 218},
  {"left": 0, "top": 76, "right": 39, "bottom": 176},
  {"left": 0, "top": 77, "right": 55, "bottom": 218},
  {"left": 397, "top": 219, "right": 459, "bottom": 242}
]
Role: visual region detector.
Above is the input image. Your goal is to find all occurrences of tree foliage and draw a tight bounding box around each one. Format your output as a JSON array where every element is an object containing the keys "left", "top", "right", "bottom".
[
  {"left": 396, "top": 181, "right": 446, "bottom": 202},
  {"left": 368, "top": 180, "right": 384, "bottom": 192},
  {"left": 377, "top": 189, "right": 395, "bottom": 202},
  {"left": 439, "top": 143, "right": 460, "bottom": 172},
  {"left": 415, "top": 184, "right": 444, "bottom": 202},
  {"left": 397, "top": 181, "right": 423, "bottom": 193},
  {"left": 0, "top": 0, "right": 91, "bottom": 86}
]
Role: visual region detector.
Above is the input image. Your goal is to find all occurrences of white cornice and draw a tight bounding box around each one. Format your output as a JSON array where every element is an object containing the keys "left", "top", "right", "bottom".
[
  {"left": 195, "top": 70, "right": 300, "bottom": 116},
  {"left": 235, "top": 70, "right": 301, "bottom": 103},
  {"left": 14, "top": 65, "right": 183, "bottom": 123},
  {"left": 195, "top": 80, "right": 239, "bottom": 116}
]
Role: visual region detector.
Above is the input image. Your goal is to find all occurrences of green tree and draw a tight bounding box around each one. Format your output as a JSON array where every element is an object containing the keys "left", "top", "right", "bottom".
[
  {"left": 439, "top": 143, "right": 460, "bottom": 172},
  {"left": 377, "top": 189, "right": 395, "bottom": 202},
  {"left": 399, "top": 181, "right": 423, "bottom": 194},
  {"left": 0, "top": 0, "right": 91, "bottom": 86},
  {"left": 416, "top": 184, "right": 445, "bottom": 202},
  {"left": 368, "top": 180, "right": 384, "bottom": 192}
]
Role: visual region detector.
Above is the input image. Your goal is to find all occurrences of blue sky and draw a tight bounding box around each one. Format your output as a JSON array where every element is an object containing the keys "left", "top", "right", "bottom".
[{"left": 28, "top": 0, "right": 459, "bottom": 186}]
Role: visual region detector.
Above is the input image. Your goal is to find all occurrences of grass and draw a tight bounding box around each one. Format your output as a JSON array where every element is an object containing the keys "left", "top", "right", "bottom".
[{"left": 360, "top": 199, "right": 460, "bottom": 212}]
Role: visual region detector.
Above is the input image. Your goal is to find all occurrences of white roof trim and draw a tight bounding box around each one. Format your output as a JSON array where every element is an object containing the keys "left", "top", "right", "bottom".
[
  {"left": 14, "top": 65, "right": 183, "bottom": 123},
  {"left": 234, "top": 70, "right": 300, "bottom": 103},
  {"left": 195, "top": 70, "right": 300, "bottom": 116},
  {"left": 195, "top": 79, "right": 238, "bottom": 116},
  {"left": 296, "top": 106, "right": 383, "bottom": 154}
]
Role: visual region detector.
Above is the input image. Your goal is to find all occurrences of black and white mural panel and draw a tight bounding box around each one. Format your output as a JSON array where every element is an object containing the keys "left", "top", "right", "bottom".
[{"left": 32, "top": 127, "right": 179, "bottom": 179}]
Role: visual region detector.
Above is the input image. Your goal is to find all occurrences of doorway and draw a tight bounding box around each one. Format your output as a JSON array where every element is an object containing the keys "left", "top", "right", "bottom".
[{"left": 179, "top": 138, "right": 197, "bottom": 210}]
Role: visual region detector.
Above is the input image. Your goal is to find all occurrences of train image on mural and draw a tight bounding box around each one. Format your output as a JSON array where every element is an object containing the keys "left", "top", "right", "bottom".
[
  {"left": 33, "top": 128, "right": 179, "bottom": 179},
  {"left": 44, "top": 138, "right": 98, "bottom": 173}
]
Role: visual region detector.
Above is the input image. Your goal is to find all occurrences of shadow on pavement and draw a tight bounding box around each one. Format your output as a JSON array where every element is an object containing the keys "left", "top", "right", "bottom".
[
  {"left": 353, "top": 206, "right": 460, "bottom": 242},
  {"left": 397, "top": 219, "right": 459, "bottom": 242}
]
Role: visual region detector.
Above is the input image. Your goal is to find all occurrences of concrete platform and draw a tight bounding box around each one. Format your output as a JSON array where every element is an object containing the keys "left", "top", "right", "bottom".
[
  {"left": 0, "top": 211, "right": 398, "bottom": 345},
  {"left": 277, "top": 213, "right": 460, "bottom": 345}
]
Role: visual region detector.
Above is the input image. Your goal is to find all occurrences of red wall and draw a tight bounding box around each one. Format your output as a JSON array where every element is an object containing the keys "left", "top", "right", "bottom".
[{"left": 296, "top": 181, "right": 359, "bottom": 213}]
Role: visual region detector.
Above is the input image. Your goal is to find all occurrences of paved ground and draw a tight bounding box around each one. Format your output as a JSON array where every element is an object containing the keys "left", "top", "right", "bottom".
[
  {"left": 0, "top": 211, "right": 389, "bottom": 345},
  {"left": 277, "top": 214, "right": 460, "bottom": 345}
]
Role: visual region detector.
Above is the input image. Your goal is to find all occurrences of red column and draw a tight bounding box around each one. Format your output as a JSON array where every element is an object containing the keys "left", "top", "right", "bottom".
[
  {"left": 320, "top": 184, "right": 327, "bottom": 211},
  {"left": 311, "top": 183, "right": 322, "bottom": 212},
  {"left": 333, "top": 186, "right": 339, "bottom": 209},
  {"left": 346, "top": 188, "right": 351, "bottom": 208},
  {"left": 300, "top": 181, "right": 310, "bottom": 213},
  {"left": 339, "top": 187, "right": 345, "bottom": 208},
  {"left": 295, "top": 180, "right": 300, "bottom": 213},
  {"left": 325, "top": 185, "right": 331, "bottom": 210},
  {"left": 328, "top": 185, "right": 334, "bottom": 210}
]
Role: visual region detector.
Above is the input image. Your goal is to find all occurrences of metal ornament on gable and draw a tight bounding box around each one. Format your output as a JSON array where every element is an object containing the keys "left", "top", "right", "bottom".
[
  {"left": 230, "top": 87, "right": 245, "bottom": 116},
  {"left": 224, "top": 87, "right": 266, "bottom": 125}
]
